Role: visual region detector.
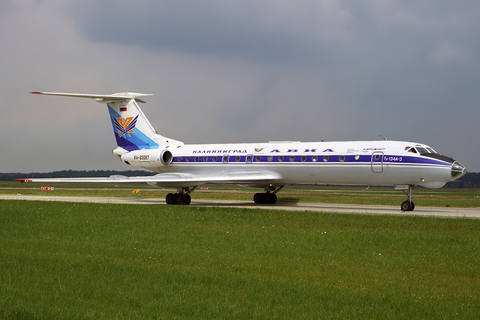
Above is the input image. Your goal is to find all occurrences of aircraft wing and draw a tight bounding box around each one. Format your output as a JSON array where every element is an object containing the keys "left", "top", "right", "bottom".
[{"left": 15, "top": 171, "right": 282, "bottom": 188}]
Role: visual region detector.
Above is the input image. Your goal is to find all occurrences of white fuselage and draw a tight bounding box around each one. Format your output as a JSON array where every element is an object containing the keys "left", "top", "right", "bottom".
[{"left": 123, "top": 140, "right": 459, "bottom": 189}]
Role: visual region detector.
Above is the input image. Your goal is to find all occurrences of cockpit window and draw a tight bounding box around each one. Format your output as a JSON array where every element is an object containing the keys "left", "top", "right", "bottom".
[
  {"left": 416, "top": 146, "right": 428, "bottom": 154},
  {"left": 405, "top": 147, "right": 417, "bottom": 153},
  {"left": 415, "top": 145, "right": 437, "bottom": 155}
]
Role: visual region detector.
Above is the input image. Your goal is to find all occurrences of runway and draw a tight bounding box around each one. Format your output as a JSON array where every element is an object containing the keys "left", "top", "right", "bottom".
[{"left": 1, "top": 194, "right": 479, "bottom": 219}]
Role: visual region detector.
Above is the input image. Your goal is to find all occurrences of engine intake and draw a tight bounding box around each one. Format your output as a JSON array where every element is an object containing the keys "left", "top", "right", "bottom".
[{"left": 161, "top": 149, "right": 173, "bottom": 165}]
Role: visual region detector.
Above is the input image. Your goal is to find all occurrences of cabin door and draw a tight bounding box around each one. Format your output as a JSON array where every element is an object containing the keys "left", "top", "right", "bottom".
[{"left": 371, "top": 152, "right": 384, "bottom": 173}]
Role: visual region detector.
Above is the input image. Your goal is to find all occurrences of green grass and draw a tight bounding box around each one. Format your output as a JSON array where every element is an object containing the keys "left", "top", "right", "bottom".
[{"left": 1, "top": 200, "right": 479, "bottom": 319}]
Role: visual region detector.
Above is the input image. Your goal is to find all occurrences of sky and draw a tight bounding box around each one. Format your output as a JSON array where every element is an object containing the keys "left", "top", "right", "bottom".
[{"left": 1, "top": 0, "right": 479, "bottom": 173}]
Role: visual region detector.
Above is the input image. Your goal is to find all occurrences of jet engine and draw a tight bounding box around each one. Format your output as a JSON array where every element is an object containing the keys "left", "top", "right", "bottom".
[{"left": 120, "top": 149, "right": 173, "bottom": 169}]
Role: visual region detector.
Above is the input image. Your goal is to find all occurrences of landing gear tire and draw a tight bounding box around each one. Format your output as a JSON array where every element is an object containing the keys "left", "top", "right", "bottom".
[
  {"left": 166, "top": 193, "right": 191, "bottom": 205},
  {"left": 267, "top": 193, "right": 277, "bottom": 204},
  {"left": 183, "top": 194, "right": 191, "bottom": 205},
  {"left": 254, "top": 193, "right": 265, "bottom": 204},
  {"left": 166, "top": 193, "right": 175, "bottom": 205},
  {"left": 174, "top": 194, "right": 183, "bottom": 205},
  {"left": 253, "top": 193, "right": 277, "bottom": 204},
  {"left": 401, "top": 201, "right": 415, "bottom": 212}
]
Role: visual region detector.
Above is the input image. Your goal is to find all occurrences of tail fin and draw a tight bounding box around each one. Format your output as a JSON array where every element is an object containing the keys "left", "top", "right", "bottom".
[{"left": 31, "top": 92, "right": 183, "bottom": 152}]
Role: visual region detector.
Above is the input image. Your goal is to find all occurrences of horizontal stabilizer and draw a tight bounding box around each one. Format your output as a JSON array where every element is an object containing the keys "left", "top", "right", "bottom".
[{"left": 30, "top": 92, "right": 153, "bottom": 103}]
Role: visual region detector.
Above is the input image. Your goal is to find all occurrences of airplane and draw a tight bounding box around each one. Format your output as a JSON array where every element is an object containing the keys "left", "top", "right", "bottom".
[{"left": 16, "top": 91, "right": 467, "bottom": 211}]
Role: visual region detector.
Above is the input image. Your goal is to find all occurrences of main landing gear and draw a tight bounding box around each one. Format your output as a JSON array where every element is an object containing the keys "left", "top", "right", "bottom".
[
  {"left": 165, "top": 187, "right": 197, "bottom": 205},
  {"left": 253, "top": 185, "right": 285, "bottom": 204},
  {"left": 399, "top": 185, "right": 415, "bottom": 212}
]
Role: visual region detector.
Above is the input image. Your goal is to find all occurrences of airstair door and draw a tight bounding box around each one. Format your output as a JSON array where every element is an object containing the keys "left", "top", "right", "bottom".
[{"left": 371, "top": 151, "right": 384, "bottom": 173}]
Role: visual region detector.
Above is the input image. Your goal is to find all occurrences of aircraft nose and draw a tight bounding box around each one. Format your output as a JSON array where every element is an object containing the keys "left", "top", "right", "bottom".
[{"left": 451, "top": 161, "right": 467, "bottom": 180}]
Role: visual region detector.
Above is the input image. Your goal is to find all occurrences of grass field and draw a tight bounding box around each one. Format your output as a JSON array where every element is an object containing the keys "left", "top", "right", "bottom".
[{"left": 1, "top": 199, "right": 479, "bottom": 319}]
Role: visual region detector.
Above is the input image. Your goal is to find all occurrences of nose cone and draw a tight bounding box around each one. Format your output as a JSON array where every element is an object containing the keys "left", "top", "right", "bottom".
[{"left": 451, "top": 161, "right": 467, "bottom": 180}]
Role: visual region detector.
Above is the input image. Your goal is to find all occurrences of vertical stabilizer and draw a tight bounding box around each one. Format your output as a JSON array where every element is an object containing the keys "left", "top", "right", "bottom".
[{"left": 107, "top": 98, "right": 163, "bottom": 151}]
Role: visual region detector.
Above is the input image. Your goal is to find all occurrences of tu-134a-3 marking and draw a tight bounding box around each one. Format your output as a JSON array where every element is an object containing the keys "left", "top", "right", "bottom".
[{"left": 17, "top": 92, "right": 467, "bottom": 211}]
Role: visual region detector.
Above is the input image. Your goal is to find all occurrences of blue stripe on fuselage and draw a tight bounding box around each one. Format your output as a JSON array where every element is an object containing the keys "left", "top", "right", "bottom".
[{"left": 171, "top": 154, "right": 451, "bottom": 167}]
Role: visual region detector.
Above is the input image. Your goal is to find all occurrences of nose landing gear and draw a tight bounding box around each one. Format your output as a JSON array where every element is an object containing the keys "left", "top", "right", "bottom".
[{"left": 398, "top": 185, "right": 415, "bottom": 211}]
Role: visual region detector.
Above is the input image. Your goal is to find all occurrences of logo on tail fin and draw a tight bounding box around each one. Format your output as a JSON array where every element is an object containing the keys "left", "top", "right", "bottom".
[{"left": 113, "top": 115, "right": 139, "bottom": 138}]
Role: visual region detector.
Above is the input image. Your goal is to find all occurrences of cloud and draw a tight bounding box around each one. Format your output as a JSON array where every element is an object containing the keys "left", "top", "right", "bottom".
[
  {"left": 431, "top": 41, "right": 472, "bottom": 65},
  {"left": 69, "top": 0, "right": 352, "bottom": 66}
]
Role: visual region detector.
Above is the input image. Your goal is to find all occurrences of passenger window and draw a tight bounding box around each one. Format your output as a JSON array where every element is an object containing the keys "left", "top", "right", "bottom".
[
  {"left": 323, "top": 156, "right": 329, "bottom": 162},
  {"left": 279, "top": 156, "right": 284, "bottom": 162}
]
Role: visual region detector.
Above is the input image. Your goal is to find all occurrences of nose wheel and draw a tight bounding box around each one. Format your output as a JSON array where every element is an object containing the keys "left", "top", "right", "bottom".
[
  {"left": 400, "top": 185, "right": 415, "bottom": 211},
  {"left": 401, "top": 200, "right": 415, "bottom": 211}
]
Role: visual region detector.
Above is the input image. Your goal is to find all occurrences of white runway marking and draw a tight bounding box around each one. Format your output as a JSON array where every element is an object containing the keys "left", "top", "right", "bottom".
[{"left": 1, "top": 194, "right": 479, "bottom": 219}]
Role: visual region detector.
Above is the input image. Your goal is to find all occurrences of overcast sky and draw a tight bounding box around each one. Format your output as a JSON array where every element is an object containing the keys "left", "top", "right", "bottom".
[{"left": 1, "top": 0, "right": 479, "bottom": 173}]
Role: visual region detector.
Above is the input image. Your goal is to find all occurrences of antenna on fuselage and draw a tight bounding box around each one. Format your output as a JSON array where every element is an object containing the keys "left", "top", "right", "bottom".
[{"left": 379, "top": 135, "right": 388, "bottom": 141}]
